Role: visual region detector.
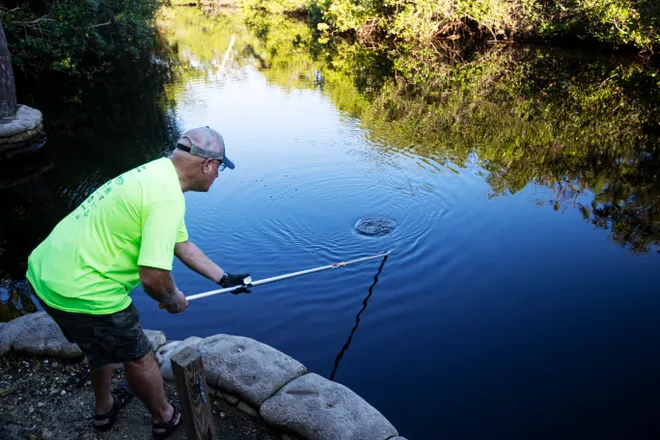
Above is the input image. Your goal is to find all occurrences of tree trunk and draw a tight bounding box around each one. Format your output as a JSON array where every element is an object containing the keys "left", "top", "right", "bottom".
[{"left": 0, "top": 18, "right": 17, "bottom": 118}]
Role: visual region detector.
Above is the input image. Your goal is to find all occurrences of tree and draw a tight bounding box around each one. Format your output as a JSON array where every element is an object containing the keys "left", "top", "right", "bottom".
[{"left": 0, "top": 18, "right": 17, "bottom": 118}]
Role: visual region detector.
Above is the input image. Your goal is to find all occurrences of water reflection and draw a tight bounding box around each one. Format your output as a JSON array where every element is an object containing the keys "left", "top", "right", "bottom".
[
  {"left": 156, "top": 6, "right": 660, "bottom": 253},
  {"left": 249, "top": 14, "right": 660, "bottom": 254}
]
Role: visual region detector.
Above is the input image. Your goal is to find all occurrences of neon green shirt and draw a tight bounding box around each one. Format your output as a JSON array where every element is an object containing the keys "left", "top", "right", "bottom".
[{"left": 26, "top": 158, "right": 188, "bottom": 315}]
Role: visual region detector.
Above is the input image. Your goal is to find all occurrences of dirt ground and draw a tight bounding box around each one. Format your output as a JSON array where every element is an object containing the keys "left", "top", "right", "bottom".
[{"left": 0, "top": 354, "right": 280, "bottom": 440}]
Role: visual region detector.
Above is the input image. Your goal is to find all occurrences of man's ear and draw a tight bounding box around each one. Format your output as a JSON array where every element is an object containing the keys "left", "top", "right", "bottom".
[{"left": 202, "top": 158, "right": 213, "bottom": 174}]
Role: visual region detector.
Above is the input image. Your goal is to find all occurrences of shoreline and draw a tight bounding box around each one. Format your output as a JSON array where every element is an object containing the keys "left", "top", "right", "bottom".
[{"left": 0, "top": 312, "right": 407, "bottom": 440}]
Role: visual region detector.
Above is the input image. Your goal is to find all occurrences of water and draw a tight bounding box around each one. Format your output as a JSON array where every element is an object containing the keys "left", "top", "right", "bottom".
[{"left": 2, "top": 7, "right": 660, "bottom": 438}]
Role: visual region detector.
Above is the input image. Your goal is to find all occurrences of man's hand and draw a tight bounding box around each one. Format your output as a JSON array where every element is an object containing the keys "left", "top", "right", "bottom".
[
  {"left": 165, "top": 289, "right": 189, "bottom": 314},
  {"left": 219, "top": 273, "right": 251, "bottom": 288}
]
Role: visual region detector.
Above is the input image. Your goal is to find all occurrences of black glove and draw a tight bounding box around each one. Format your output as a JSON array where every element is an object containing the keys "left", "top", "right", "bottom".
[
  {"left": 218, "top": 272, "right": 251, "bottom": 288},
  {"left": 231, "top": 285, "right": 252, "bottom": 295}
]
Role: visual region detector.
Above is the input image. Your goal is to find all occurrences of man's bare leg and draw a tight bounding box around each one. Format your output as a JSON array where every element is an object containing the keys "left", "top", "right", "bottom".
[
  {"left": 91, "top": 364, "right": 114, "bottom": 426},
  {"left": 124, "top": 351, "right": 180, "bottom": 430}
]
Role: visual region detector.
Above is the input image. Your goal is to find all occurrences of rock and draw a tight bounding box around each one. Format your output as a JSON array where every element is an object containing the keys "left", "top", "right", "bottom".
[
  {"left": 37, "top": 402, "right": 45, "bottom": 408},
  {"left": 0, "top": 105, "right": 43, "bottom": 137},
  {"left": 198, "top": 334, "right": 306, "bottom": 407},
  {"left": 237, "top": 401, "right": 258, "bottom": 417},
  {"left": 10, "top": 313, "right": 82, "bottom": 358},
  {"left": 41, "top": 428, "right": 53, "bottom": 440},
  {"left": 207, "top": 386, "right": 222, "bottom": 397},
  {"left": 143, "top": 329, "right": 166, "bottom": 351},
  {"left": 156, "top": 337, "right": 202, "bottom": 380},
  {"left": 389, "top": 437, "right": 409, "bottom": 440},
  {"left": 60, "top": 390, "right": 66, "bottom": 396},
  {"left": 156, "top": 341, "right": 180, "bottom": 366},
  {"left": 28, "top": 406, "right": 34, "bottom": 414},
  {"left": 7, "top": 128, "right": 36, "bottom": 144},
  {"left": 0, "top": 313, "right": 45, "bottom": 356},
  {"left": 260, "top": 373, "right": 398, "bottom": 440},
  {"left": 224, "top": 394, "right": 239, "bottom": 405}
]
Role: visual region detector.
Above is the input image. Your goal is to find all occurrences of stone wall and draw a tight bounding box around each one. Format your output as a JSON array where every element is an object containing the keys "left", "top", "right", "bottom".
[{"left": 0, "top": 313, "right": 407, "bottom": 440}]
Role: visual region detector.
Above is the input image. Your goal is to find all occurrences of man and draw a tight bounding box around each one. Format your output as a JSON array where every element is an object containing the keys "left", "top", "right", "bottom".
[{"left": 26, "top": 126, "right": 250, "bottom": 439}]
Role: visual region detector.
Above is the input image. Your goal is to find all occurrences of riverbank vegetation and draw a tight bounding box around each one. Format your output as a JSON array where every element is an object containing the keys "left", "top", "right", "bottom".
[
  {"left": 0, "top": 0, "right": 160, "bottom": 78},
  {"left": 1, "top": 0, "right": 657, "bottom": 82},
  {"left": 243, "top": 0, "right": 660, "bottom": 52}
]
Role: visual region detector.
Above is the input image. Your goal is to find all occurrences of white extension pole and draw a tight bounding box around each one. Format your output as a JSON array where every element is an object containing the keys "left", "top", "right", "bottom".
[{"left": 185, "top": 250, "right": 391, "bottom": 302}]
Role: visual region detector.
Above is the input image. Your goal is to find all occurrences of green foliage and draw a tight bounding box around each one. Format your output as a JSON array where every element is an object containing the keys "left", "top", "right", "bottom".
[
  {"left": 537, "top": 0, "right": 660, "bottom": 50},
  {"left": 241, "top": 0, "right": 309, "bottom": 14},
  {"left": 1, "top": 0, "right": 161, "bottom": 78},
  {"left": 244, "top": 0, "right": 660, "bottom": 50}
]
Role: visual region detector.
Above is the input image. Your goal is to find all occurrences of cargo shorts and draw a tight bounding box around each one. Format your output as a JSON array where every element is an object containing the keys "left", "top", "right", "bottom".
[{"left": 29, "top": 283, "right": 152, "bottom": 369}]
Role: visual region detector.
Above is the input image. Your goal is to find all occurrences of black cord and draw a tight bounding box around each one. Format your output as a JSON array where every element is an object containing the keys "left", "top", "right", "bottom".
[{"left": 329, "top": 254, "right": 389, "bottom": 381}]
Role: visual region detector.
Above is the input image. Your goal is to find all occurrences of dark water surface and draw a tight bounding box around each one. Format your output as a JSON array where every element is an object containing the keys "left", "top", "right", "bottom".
[{"left": 2, "top": 7, "right": 660, "bottom": 439}]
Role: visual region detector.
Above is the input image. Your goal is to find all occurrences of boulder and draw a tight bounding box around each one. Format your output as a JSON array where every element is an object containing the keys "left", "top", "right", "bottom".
[
  {"left": 156, "top": 337, "right": 202, "bottom": 380},
  {"left": 143, "top": 329, "right": 167, "bottom": 351},
  {"left": 237, "top": 401, "right": 258, "bottom": 417},
  {"left": 198, "top": 334, "right": 306, "bottom": 407},
  {"left": 260, "top": 373, "right": 398, "bottom": 440},
  {"left": 0, "top": 105, "right": 42, "bottom": 138},
  {"left": 1, "top": 312, "right": 82, "bottom": 358},
  {"left": 1, "top": 313, "right": 44, "bottom": 356},
  {"left": 7, "top": 128, "right": 37, "bottom": 144}
]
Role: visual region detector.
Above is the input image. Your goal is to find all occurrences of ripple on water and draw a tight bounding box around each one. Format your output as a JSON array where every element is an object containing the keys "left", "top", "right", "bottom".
[{"left": 354, "top": 217, "right": 396, "bottom": 237}]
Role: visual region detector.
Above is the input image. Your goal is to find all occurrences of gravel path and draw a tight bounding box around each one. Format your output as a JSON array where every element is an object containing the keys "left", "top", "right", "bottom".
[{"left": 0, "top": 354, "right": 280, "bottom": 440}]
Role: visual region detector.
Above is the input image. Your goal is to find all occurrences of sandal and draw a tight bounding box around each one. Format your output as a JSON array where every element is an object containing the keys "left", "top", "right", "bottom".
[
  {"left": 152, "top": 403, "right": 182, "bottom": 440},
  {"left": 93, "top": 380, "right": 134, "bottom": 431}
]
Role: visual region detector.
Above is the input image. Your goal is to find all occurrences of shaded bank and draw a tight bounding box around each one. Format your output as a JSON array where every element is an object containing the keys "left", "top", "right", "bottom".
[{"left": 0, "top": 39, "right": 179, "bottom": 283}]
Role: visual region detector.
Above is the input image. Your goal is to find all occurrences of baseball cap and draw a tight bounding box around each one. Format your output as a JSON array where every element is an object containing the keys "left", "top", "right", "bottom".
[{"left": 175, "top": 126, "right": 235, "bottom": 170}]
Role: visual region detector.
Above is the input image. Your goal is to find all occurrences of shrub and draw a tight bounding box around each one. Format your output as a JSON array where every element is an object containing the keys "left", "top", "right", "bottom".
[{"left": 1, "top": 0, "right": 161, "bottom": 78}]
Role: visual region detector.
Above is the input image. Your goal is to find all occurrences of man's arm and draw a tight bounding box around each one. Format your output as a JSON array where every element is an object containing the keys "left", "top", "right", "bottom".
[
  {"left": 139, "top": 266, "right": 188, "bottom": 313},
  {"left": 174, "top": 240, "right": 224, "bottom": 283},
  {"left": 175, "top": 240, "right": 250, "bottom": 288}
]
